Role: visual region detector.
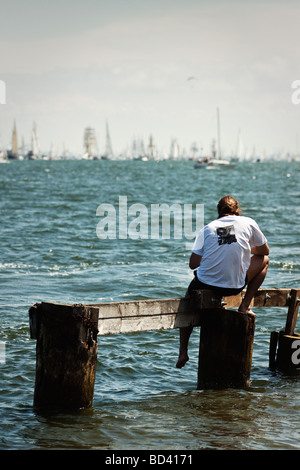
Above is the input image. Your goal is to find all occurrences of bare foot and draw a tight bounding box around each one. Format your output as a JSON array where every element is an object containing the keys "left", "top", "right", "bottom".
[
  {"left": 238, "top": 307, "right": 255, "bottom": 316},
  {"left": 176, "top": 354, "right": 189, "bottom": 368}
]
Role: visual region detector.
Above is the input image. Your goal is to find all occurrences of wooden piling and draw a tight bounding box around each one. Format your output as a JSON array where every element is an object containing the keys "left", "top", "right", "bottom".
[
  {"left": 271, "top": 289, "right": 300, "bottom": 372},
  {"left": 198, "top": 308, "right": 255, "bottom": 389},
  {"left": 275, "top": 331, "right": 300, "bottom": 371},
  {"left": 283, "top": 289, "right": 300, "bottom": 337},
  {"left": 29, "top": 302, "right": 99, "bottom": 409},
  {"left": 269, "top": 331, "right": 279, "bottom": 370}
]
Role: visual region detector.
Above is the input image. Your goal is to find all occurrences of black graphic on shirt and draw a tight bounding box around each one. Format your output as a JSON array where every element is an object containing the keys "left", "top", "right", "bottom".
[{"left": 216, "top": 225, "right": 237, "bottom": 245}]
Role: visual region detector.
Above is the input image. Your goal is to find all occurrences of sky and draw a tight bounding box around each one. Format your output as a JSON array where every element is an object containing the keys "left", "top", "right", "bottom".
[{"left": 1, "top": 0, "right": 300, "bottom": 157}]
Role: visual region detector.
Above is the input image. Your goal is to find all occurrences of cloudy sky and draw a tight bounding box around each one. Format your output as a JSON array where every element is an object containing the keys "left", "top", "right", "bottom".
[{"left": 1, "top": 0, "right": 300, "bottom": 157}]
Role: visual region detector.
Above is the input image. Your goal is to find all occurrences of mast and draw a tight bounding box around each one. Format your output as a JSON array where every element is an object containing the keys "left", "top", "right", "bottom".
[
  {"left": 104, "top": 121, "right": 113, "bottom": 158},
  {"left": 12, "top": 121, "right": 18, "bottom": 155},
  {"left": 235, "top": 128, "right": 241, "bottom": 158},
  {"left": 211, "top": 138, "right": 217, "bottom": 158},
  {"left": 217, "top": 107, "right": 221, "bottom": 158},
  {"left": 148, "top": 135, "right": 155, "bottom": 159},
  {"left": 32, "top": 122, "right": 40, "bottom": 158},
  {"left": 7, "top": 121, "right": 18, "bottom": 159},
  {"left": 190, "top": 142, "right": 198, "bottom": 159}
]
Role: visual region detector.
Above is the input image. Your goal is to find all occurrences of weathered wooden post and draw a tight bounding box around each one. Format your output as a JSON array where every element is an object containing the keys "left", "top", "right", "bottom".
[
  {"left": 197, "top": 308, "right": 255, "bottom": 389},
  {"left": 270, "top": 289, "right": 300, "bottom": 372},
  {"left": 29, "top": 302, "right": 99, "bottom": 409}
]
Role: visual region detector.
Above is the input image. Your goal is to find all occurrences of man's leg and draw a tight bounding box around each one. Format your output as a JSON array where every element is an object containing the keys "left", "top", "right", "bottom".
[
  {"left": 176, "top": 325, "right": 193, "bottom": 368},
  {"left": 238, "top": 255, "right": 269, "bottom": 314},
  {"left": 176, "top": 283, "right": 194, "bottom": 369}
]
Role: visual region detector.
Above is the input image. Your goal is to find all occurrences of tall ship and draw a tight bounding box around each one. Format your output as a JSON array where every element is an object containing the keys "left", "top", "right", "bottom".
[
  {"left": 82, "top": 127, "right": 98, "bottom": 159},
  {"left": 169, "top": 138, "right": 180, "bottom": 160}
]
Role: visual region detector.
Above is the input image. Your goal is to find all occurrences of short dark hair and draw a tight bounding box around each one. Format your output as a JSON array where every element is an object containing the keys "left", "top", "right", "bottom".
[{"left": 217, "top": 196, "right": 241, "bottom": 218}]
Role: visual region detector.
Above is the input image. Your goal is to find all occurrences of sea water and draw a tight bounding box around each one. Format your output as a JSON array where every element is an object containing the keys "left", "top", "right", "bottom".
[{"left": 0, "top": 158, "right": 299, "bottom": 450}]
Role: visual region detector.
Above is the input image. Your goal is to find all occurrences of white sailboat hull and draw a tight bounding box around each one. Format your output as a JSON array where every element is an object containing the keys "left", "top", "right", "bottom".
[{"left": 194, "top": 158, "right": 237, "bottom": 169}]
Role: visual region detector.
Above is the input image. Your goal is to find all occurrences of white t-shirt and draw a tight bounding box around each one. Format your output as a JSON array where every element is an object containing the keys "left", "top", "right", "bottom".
[{"left": 192, "top": 215, "right": 267, "bottom": 289}]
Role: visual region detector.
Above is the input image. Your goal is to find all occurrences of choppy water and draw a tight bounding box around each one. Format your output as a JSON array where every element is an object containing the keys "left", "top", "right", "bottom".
[{"left": 0, "top": 158, "right": 299, "bottom": 451}]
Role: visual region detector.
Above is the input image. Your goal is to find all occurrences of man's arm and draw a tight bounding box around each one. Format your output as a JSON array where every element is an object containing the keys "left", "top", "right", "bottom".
[
  {"left": 251, "top": 243, "right": 270, "bottom": 256},
  {"left": 189, "top": 252, "right": 202, "bottom": 269}
]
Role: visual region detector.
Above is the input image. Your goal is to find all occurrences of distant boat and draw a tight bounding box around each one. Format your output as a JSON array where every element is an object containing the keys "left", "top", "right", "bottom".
[
  {"left": 82, "top": 127, "right": 98, "bottom": 159},
  {"left": 27, "top": 122, "right": 41, "bottom": 160},
  {"left": 194, "top": 108, "right": 237, "bottom": 169},
  {"left": 101, "top": 121, "right": 114, "bottom": 160},
  {"left": 213, "top": 107, "right": 237, "bottom": 166},
  {"left": 147, "top": 134, "right": 156, "bottom": 160},
  {"left": 7, "top": 121, "right": 19, "bottom": 160},
  {"left": 131, "top": 137, "right": 148, "bottom": 160},
  {"left": 0, "top": 149, "right": 8, "bottom": 163},
  {"left": 194, "top": 156, "right": 213, "bottom": 168},
  {"left": 169, "top": 138, "right": 180, "bottom": 160},
  {"left": 0, "top": 135, "right": 8, "bottom": 163},
  {"left": 194, "top": 155, "right": 237, "bottom": 169}
]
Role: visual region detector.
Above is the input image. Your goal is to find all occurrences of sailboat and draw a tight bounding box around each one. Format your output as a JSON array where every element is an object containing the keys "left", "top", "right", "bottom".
[
  {"left": 101, "top": 121, "right": 114, "bottom": 160},
  {"left": 27, "top": 122, "right": 41, "bottom": 159},
  {"left": 0, "top": 135, "right": 8, "bottom": 162},
  {"left": 169, "top": 138, "right": 181, "bottom": 160},
  {"left": 0, "top": 149, "right": 7, "bottom": 163},
  {"left": 194, "top": 108, "right": 237, "bottom": 169},
  {"left": 7, "top": 121, "right": 19, "bottom": 160},
  {"left": 147, "top": 135, "right": 156, "bottom": 160},
  {"left": 0, "top": 132, "right": 8, "bottom": 162},
  {"left": 131, "top": 137, "right": 148, "bottom": 160},
  {"left": 194, "top": 140, "right": 218, "bottom": 168}
]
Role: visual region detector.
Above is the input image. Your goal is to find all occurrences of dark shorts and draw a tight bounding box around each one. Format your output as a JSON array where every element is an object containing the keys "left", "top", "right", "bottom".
[{"left": 188, "top": 272, "right": 247, "bottom": 297}]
